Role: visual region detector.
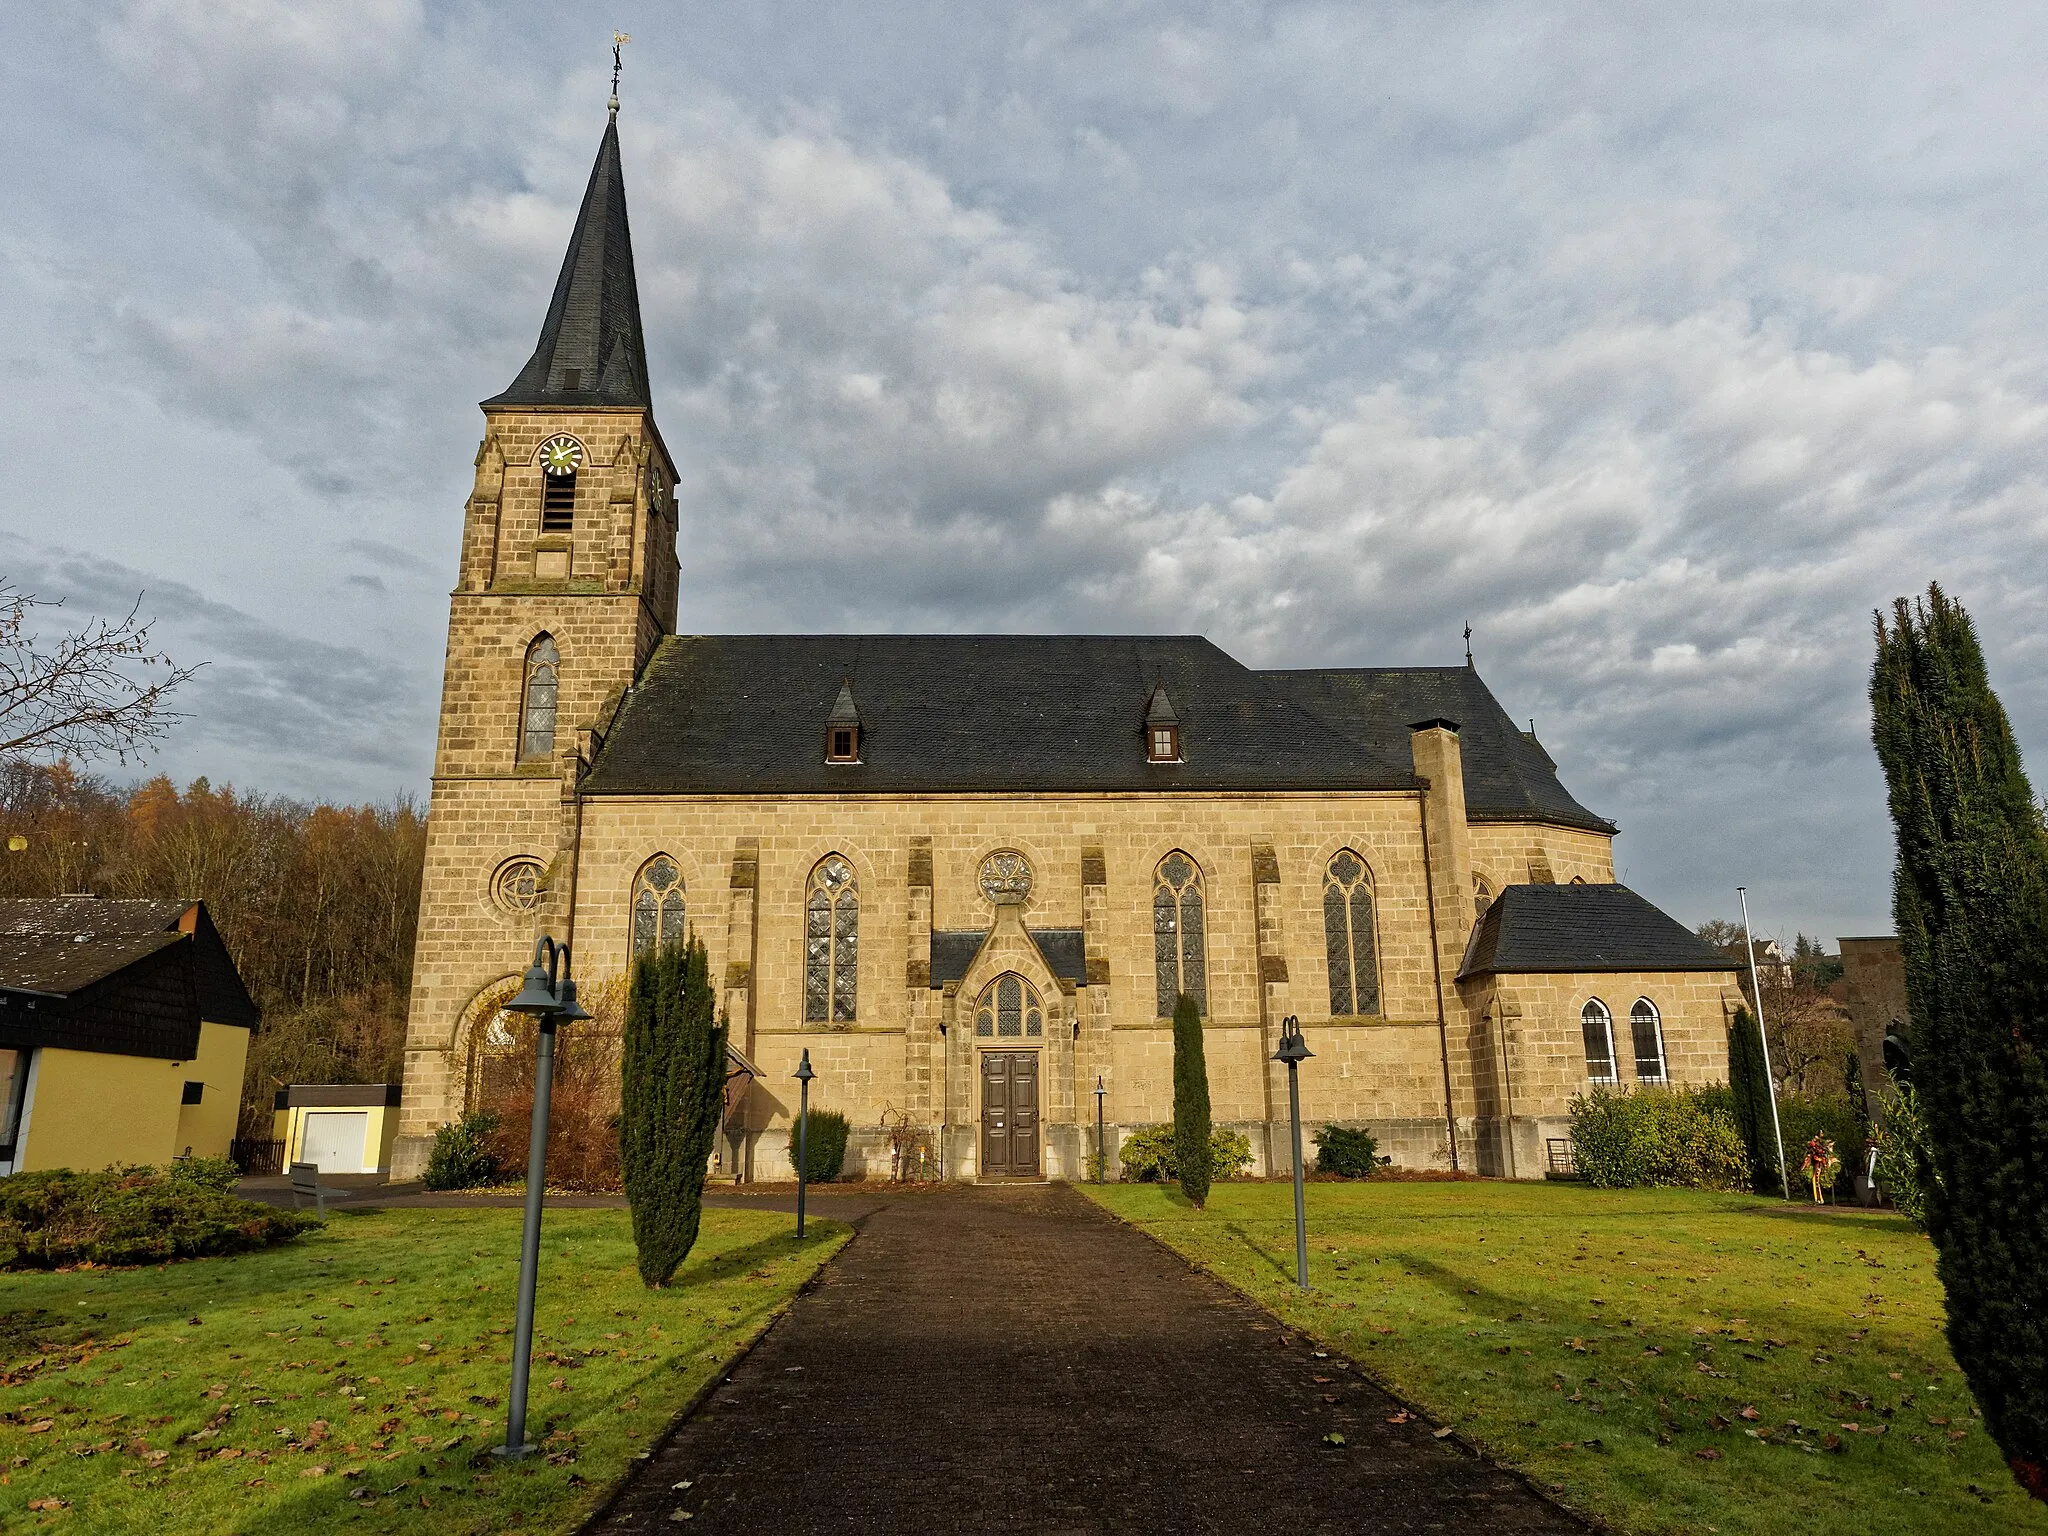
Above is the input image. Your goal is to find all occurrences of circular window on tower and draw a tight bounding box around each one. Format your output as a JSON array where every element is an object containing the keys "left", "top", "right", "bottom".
[
  {"left": 978, "top": 850, "right": 1033, "bottom": 907},
  {"left": 491, "top": 857, "right": 546, "bottom": 915}
]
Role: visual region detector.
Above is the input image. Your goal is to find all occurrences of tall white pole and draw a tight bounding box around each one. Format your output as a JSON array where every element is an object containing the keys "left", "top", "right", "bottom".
[{"left": 1737, "top": 887, "right": 1791, "bottom": 1200}]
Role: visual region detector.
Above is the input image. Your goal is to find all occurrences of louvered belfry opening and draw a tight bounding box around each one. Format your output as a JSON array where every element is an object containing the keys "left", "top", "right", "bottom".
[{"left": 542, "top": 471, "right": 576, "bottom": 532}]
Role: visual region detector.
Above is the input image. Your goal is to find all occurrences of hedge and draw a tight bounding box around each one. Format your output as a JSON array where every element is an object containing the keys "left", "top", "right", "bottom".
[
  {"left": 1567, "top": 1086, "right": 1750, "bottom": 1191},
  {"left": 0, "top": 1163, "right": 321, "bottom": 1269}
]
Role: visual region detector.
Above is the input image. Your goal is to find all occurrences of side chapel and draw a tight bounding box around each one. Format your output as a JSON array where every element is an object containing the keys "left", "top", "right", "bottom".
[{"left": 392, "top": 107, "right": 1741, "bottom": 1183}]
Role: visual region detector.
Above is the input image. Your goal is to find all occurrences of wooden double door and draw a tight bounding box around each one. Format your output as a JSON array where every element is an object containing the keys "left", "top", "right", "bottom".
[{"left": 979, "top": 1051, "right": 1040, "bottom": 1178}]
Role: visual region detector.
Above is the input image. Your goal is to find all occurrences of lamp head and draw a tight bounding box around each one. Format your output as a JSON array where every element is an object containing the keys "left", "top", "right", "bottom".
[
  {"left": 794, "top": 1048, "right": 815, "bottom": 1084},
  {"left": 504, "top": 958, "right": 560, "bottom": 1016},
  {"left": 552, "top": 973, "right": 593, "bottom": 1025},
  {"left": 1272, "top": 1014, "right": 1314, "bottom": 1065}
]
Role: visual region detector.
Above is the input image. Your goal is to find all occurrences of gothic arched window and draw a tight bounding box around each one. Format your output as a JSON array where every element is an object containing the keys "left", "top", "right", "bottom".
[
  {"left": 1631, "top": 998, "right": 1667, "bottom": 1082},
  {"left": 805, "top": 855, "right": 858, "bottom": 1023},
  {"left": 632, "top": 856, "right": 686, "bottom": 956},
  {"left": 1153, "top": 851, "right": 1207, "bottom": 1017},
  {"left": 1582, "top": 998, "right": 1617, "bottom": 1083},
  {"left": 520, "top": 635, "right": 559, "bottom": 761},
  {"left": 974, "top": 973, "right": 1044, "bottom": 1039},
  {"left": 1323, "top": 850, "right": 1382, "bottom": 1016}
]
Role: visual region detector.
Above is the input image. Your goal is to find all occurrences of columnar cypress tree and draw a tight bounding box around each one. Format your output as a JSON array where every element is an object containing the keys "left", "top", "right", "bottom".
[
  {"left": 620, "top": 936, "right": 730, "bottom": 1287},
  {"left": 1871, "top": 584, "right": 2048, "bottom": 1501},
  {"left": 1171, "top": 992, "right": 1211, "bottom": 1209},
  {"left": 1725, "top": 1007, "right": 1779, "bottom": 1194}
]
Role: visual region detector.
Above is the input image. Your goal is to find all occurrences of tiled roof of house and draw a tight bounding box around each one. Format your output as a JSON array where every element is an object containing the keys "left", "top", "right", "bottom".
[
  {"left": 0, "top": 898, "right": 260, "bottom": 1060},
  {"left": 482, "top": 117, "right": 652, "bottom": 412},
  {"left": 930, "top": 929, "right": 1086, "bottom": 991},
  {"left": 1458, "top": 883, "right": 1737, "bottom": 979},
  {"left": 583, "top": 636, "right": 1608, "bottom": 831}
]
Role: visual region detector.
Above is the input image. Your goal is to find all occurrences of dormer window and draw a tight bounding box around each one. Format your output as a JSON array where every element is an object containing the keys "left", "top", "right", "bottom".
[
  {"left": 1145, "top": 682, "right": 1181, "bottom": 763},
  {"left": 825, "top": 678, "right": 862, "bottom": 764}
]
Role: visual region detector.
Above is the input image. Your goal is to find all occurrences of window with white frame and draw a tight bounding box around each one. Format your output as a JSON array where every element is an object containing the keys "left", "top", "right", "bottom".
[
  {"left": 1631, "top": 998, "right": 1667, "bottom": 1082},
  {"left": 1581, "top": 998, "right": 1617, "bottom": 1082}
]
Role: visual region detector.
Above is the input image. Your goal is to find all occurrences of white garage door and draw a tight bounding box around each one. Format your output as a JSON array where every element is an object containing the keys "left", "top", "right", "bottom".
[{"left": 300, "top": 1112, "right": 370, "bottom": 1174}]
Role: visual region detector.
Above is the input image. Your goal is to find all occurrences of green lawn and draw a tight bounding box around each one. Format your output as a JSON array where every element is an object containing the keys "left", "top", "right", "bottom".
[
  {"left": 1088, "top": 1180, "right": 2041, "bottom": 1536},
  {"left": 0, "top": 1204, "right": 846, "bottom": 1533}
]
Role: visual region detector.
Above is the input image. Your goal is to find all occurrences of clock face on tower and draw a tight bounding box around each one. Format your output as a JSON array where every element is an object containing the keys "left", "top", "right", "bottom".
[{"left": 538, "top": 435, "right": 583, "bottom": 477}]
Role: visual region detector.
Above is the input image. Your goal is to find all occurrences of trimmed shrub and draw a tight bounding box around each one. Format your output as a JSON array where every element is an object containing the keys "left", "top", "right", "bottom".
[
  {"left": 621, "top": 936, "right": 730, "bottom": 1286},
  {"left": 423, "top": 1111, "right": 502, "bottom": 1191},
  {"left": 1872, "top": 1074, "right": 1936, "bottom": 1229},
  {"left": 1567, "top": 1086, "right": 1750, "bottom": 1191},
  {"left": 1313, "top": 1124, "right": 1380, "bottom": 1178},
  {"left": 0, "top": 1165, "right": 320, "bottom": 1269},
  {"left": 1171, "top": 993, "right": 1212, "bottom": 1208},
  {"left": 167, "top": 1155, "right": 242, "bottom": 1195},
  {"left": 1117, "top": 1123, "right": 1252, "bottom": 1183},
  {"left": 789, "top": 1108, "right": 850, "bottom": 1183}
]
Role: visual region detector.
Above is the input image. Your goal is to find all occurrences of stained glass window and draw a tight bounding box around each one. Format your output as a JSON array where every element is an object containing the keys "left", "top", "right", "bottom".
[
  {"left": 1631, "top": 999, "right": 1667, "bottom": 1082},
  {"left": 1582, "top": 999, "right": 1617, "bottom": 1082},
  {"left": 631, "top": 856, "right": 686, "bottom": 956},
  {"left": 805, "top": 855, "right": 858, "bottom": 1024},
  {"left": 975, "top": 973, "right": 1043, "bottom": 1038},
  {"left": 520, "top": 635, "right": 559, "bottom": 761},
  {"left": 1323, "top": 851, "right": 1381, "bottom": 1016},
  {"left": 1153, "top": 851, "right": 1207, "bottom": 1017}
]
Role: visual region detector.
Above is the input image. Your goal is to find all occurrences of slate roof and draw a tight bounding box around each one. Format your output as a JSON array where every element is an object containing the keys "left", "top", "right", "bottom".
[
  {"left": 1458, "top": 884, "right": 1738, "bottom": 979},
  {"left": 0, "top": 899, "right": 260, "bottom": 1060},
  {"left": 483, "top": 117, "right": 653, "bottom": 412},
  {"left": 1259, "top": 667, "right": 1611, "bottom": 832},
  {"left": 930, "top": 929, "right": 1086, "bottom": 991},
  {"left": 583, "top": 636, "right": 1609, "bottom": 832}
]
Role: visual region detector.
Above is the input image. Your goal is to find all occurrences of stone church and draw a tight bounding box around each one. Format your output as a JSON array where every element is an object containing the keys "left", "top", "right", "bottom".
[{"left": 392, "top": 109, "right": 1741, "bottom": 1183}]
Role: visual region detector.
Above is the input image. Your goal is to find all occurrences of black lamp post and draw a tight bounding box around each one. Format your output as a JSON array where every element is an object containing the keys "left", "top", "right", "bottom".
[
  {"left": 1272, "top": 1014, "right": 1314, "bottom": 1291},
  {"left": 493, "top": 934, "right": 590, "bottom": 1461},
  {"left": 793, "top": 1049, "right": 815, "bottom": 1239},
  {"left": 1094, "top": 1075, "right": 1107, "bottom": 1185}
]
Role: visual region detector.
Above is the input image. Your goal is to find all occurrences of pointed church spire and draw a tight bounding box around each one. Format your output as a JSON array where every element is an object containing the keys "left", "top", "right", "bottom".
[{"left": 484, "top": 113, "right": 652, "bottom": 411}]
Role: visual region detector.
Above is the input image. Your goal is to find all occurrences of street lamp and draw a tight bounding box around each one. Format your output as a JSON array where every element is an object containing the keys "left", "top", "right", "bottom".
[
  {"left": 493, "top": 934, "right": 589, "bottom": 1461},
  {"left": 793, "top": 1049, "right": 815, "bottom": 1239},
  {"left": 1272, "top": 1015, "right": 1314, "bottom": 1291},
  {"left": 1094, "top": 1075, "right": 1107, "bottom": 1185}
]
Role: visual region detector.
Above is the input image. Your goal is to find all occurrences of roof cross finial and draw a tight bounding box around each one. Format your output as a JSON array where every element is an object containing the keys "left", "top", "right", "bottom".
[
  {"left": 610, "top": 31, "right": 631, "bottom": 118},
  {"left": 1463, "top": 621, "right": 1473, "bottom": 668}
]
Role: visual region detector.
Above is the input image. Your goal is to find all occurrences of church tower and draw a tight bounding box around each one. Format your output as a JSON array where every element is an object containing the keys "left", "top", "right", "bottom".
[{"left": 392, "top": 108, "right": 676, "bottom": 1177}]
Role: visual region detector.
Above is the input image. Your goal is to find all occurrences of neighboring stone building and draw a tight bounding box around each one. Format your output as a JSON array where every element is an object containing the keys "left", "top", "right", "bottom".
[
  {"left": 391, "top": 108, "right": 1743, "bottom": 1182},
  {"left": 1839, "top": 935, "right": 1910, "bottom": 1095}
]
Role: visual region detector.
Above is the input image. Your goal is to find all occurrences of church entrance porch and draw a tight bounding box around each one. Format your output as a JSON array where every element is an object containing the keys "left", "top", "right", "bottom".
[{"left": 978, "top": 1051, "right": 1040, "bottom": 1178}]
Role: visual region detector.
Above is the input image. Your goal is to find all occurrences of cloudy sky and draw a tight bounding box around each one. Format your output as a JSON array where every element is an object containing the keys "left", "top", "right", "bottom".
[{"left": 5, "top": 1, "right": 2046, "bottom": 945}]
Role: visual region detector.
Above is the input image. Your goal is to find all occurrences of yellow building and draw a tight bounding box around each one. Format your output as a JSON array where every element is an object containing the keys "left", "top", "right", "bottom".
[
  {"left": 0, "top": 898, "right": 258, "bottom": 1175},
  {"left": 393, "top": 107, "right": 1741, "bottom": 1182},
  {"left": 271, "top": 1084, "right": 403, "bottom": 1175}
]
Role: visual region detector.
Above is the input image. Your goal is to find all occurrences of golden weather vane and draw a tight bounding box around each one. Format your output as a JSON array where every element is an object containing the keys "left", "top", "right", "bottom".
[{"left": 610, "top": 31, "right": 631, "bottom": 115}]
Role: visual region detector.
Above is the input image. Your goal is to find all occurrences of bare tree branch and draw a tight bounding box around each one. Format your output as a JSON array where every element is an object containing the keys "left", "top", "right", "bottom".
[{"left": 0, "top": 581, "right": 201, "bottom": 764}]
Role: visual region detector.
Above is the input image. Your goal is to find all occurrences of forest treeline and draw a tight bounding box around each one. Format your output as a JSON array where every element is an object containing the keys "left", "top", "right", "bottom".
[{"left": 0, "top": 760, "right": 424, "bottom": 1133}]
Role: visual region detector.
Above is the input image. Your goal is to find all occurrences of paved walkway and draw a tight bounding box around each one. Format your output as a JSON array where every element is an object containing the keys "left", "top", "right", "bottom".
[{"left": 589, "top": 1184, "right": 1584, "bottom": 1535}]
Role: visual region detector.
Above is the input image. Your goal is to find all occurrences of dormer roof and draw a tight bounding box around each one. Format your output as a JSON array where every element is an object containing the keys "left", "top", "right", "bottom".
[
  {"left": 1145, "top": 683, "right": 1178, "bottom": 725},
  {"left": 827, "top": 679, "right": 862, "bottom": 726}
]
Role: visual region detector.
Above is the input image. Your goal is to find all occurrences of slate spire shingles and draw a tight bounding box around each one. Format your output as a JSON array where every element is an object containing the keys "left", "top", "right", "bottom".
[{"left": 484, "top": 116, "right": 653, "bottom": 411}]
